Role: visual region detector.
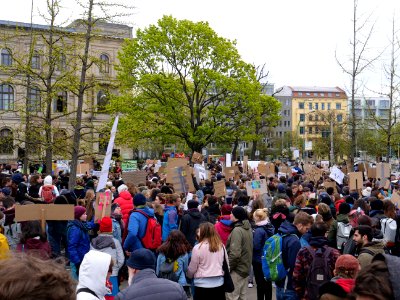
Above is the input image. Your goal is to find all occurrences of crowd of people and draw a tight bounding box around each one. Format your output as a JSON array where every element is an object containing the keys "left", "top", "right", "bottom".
[{"left": 0, "top": 160, "right": 400, "bottom": 300}]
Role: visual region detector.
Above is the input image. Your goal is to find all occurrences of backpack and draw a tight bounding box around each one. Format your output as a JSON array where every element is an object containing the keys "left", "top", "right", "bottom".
[
  {"left": 381, "top": 218, "right": 397, "bottom": 244},
  {"left": 262, "top": 233, "right": 296, "bottom": 282},
  {"left": 336, "top": 222, "right": 352, "bottom": 249},
  {"left": 76, "top": 287, "right": 99, "bottom": 299},
  {"left": 158, "top": 258, "right": 179, "bottom": 282},
  {"left": 41, "top": 185, "right": 56, "bottom": 203},
  {"left": 305, "top": 246, "right": 333, "bottom": 300},
  {"left": 133, "top": 210, "right": 162, "bottom": 250}
]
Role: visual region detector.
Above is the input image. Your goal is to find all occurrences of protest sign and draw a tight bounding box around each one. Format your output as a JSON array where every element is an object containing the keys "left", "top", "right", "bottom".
[
  {"left": 214, "top": 180, "right": 227, "bottom": 198},
  {"left": 167, "top": 157, "right": 187, "bottom": 168},
  {"left": 245, "top": 179, "right": 268, "bottom": 197},
  {"left": 349, "top": 172, "right": 363, "bottom": 191},
  {"left": 183, "top": 166, "right": 196, "bottom": 193},
  {"left": 243, "top": 156, "right": 248, "bottom": 172},
  {"left": 191, "top": 152, "right": 204, "bottom": 164},
  {"left": 225, "top": 153, "right": 232, "bottom": 167},
  {"left": 16, "top": 204, "right": 74, "bottom": 232},
  {"left": 391, "top": 191, "right": 400, "bottom": 206},
  {"left": 258, "top": 163, "right": 267, "bottom": 176},
  {"left": 225, "top": 166, "right": 239, "bottom": 180},
  {"left": 123, "top": 170, "right": 147, "bottom": 185},
  {"left": 357, "top": 162, "right": 365, "bottom": 173},
  {"left": 121, "top": 160, "right": 138, "bottom": 172},
  {"left": 278, "top": 172, "right": 287, "bottom": 178},
  {"left": 169, "top": 167, "right": 187, "bottom": 194},
  {"left": 194, "top": 164, "right": 207, "bottom": 183},
  {"left": 376, "top": 163, "right": 391, "bottom": 179},
  {"left": 367, "top": 167, "right": 376, "bottom": 179},
  {"left": 266, "top": 163, "right": 275, "bottom": 176},
  {"left": 95, "top": 192, "right": 112, "bottom": 220},
  {"left": 324, "top": 180, "right": 337, "bottom": 192},
  {"left": 77, "top": 163, "right": 90, "bottom": 175},
  {"left": 321, "top": 161, "right": 330, "bottom": 171},
  {"left": 329, "top": 166, "right": 345, "bottom": 184}
]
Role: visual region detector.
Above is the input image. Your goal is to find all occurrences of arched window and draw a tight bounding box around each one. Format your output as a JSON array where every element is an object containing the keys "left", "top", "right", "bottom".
[
  {"left": 0, "top": 84, "right": 14, "bottom": 110},
  {"left": 28, "top": 87, "right": 41, "bottom": 112},
  {"left": 99, "top": 133, "right": 108, "bottom": 155},
  {"left": 1, "top": 49, "right": 12, "bottom": 66},
  {"left": 99, "top": 54, "right": 110, "bottom": 73},
  {"left": 97, "top": 90, "right": 108, "bottom": 111},
  {"left": 0, "top": 128, "right": 13, "bottom": 154},
  {"left": 54, "top": 91, "right": 67, "bottom": 112},
  {"left": 31, "top": 51, "right": 40, "bottom": 69}
]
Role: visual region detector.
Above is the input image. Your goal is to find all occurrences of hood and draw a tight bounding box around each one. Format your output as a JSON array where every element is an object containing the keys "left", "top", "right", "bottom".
[
  {"left": 337, "top": 214, "right": 349, "bottom": 223},
  {"left": 188, "top": 209, "right": 202, "bottom": 219},
  {"left": 91, "top": 234, "right": 116, "bottom": 250},
  {"left": 233, "top": 219, "right": 251, "bottom": 230},
  {"left": 373, "top": 254, "right": 400, "bottom": 300},
  {"left": 138, "top": 206, "right": 155, "bottom": 217},
  {"left": 220, "top": 218, "right": 233, "bottom": 228},
  {"left": 278, "top": 220, "right": 299, "bottom": 235},
  {"left": 257, "top": 223, "right": 275, "bottom": 236},
  {"left": 77, "top": 250, "right": 111, "bottom": 297},
  {"left": 309, "top": 236, "right": 328, "bottom": 247},
  {"left": 119, "top": 190, "right": 132, "bottom": 201},
  {"left": 44, "top": 175, "right": 53, "bottom": 186},
  {"left": 364, "top": 241, "right": 385, "bottom": 253},
  {"left": 164, "top": 205, "right": 176, "bottom": 213},
  {"left": 25, "top": 237, "right": 46, "bottom": 249}
]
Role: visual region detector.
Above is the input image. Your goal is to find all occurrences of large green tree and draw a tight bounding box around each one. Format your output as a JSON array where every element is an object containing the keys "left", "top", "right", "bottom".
[{"left": 115, "top": 15, "right": 261, "bottom": 152}]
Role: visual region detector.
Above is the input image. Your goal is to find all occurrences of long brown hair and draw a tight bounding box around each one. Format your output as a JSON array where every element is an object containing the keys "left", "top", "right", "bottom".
[
  {"left": 198, "top": 222, "right": 222, "bottom": 252},
  {"left": 84, "top": 190, "right": 96, "bottom": 221},
  {"left": 157, "top": 230, "right": 192, "bottom": 260}
]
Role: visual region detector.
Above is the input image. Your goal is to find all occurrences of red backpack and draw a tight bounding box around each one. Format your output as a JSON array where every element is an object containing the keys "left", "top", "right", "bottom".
[
  {"left": 41, "top": 185, "right": 56, "bottom": 203},
  {"left": 132, "top": 210, "right": 162, "bottom": 250}
]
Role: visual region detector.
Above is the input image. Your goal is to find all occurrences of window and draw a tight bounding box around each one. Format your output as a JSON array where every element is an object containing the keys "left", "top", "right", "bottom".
[
  {"left": 298, "top": 102, "right": 304, "bottom": 109},
  {"left": 284, "top": 121, "right": 287, "bottom": 127},
  {"left": 287, "top": 121, "right": 290, "bottom": 126},
  {"left": 335, "top": 93, "right": 340, "bottom": 97},
  {"left": 306, "top": 92, "right": 311, "bottom": 96},
  {"left": 54, "top": 91, "right": 67, "bottom": 113},
  {"left": 299, "top": 114, "right": 305, "bottom": 122},
  {"left": 337, "top": 114, "right": 343, "bottom": 122},
  {"left": 315, "top": 103, "right": 319, "bottom": 110},
  {"left": 28, "top": 87, "right": 41, "bottom": 111},
  {"left": 0, "top": 84, "right": 14, "bottom": 110},
  {"left": 97, "top": 90, "right": 108, "bottom": 110},
  {"left": 57, "top": 54, "right": 66, "bottom": 71},
  {"left": 298, "top": 92, "right": 303, "bottom": 96},
  {"left": 380, "top": 100, "right": 389, "bottom": 108},
  {"left": 313, "top": 92, "right": 318, "bottom": 96},
  {"left": 287, "top": 110, "right": 290, "bottom": 116},
  {"left": 321, "top": 103, "right": 325, "bottom": 110},
  {"left": 320, "top": 93, "right": 324, "bottom": 97},
  {"left": 99, "top": 54, "right": 110, "bottom": 73},
  {"left": 327, "top": 103, "right": 331, "bottom": 110},
  {"left": 308, "top": 126, "right": 313, "bottom": 134},
  {"left": 0, "top": 128, "right": 13, "bottom": 154},
  {"left": 279, "top": 132, "right": 282, "bottom": 137},
  {"left": 315, "top": 127, "right": 319, "bottom": 134},
  {"left": 31, "top": 52, "right": 40, "bottom": 69},
  {"left": 299, "top": 127, "right": 305, "bottom": 134},
  {"left": 309, "top": 103, "right": 312, "bottom": 110},
  {"left": 315, "top": 115, "right": 319, "bottom": 121},
  {"left": 309, "top": 114, "right": 313, "bottom": 121},
  {"left": 328, "top": 92, "right": 332, "bottom": 97},
  {"left": 322, "top": 130, "right": 330, "bottom": 138},
  {"left": 336, "top": 103, "right": 342, "bottom": 110},
  {"left": 321, "top": 115, "right": 325, "bottom": 121},
  {"left": 285, "top": 99, "right": 290, "bottom": 106},
  {"left": 366, "top": 100, "right": 375, "bottom": 107},
  {"left": 1, "top": 49, "right": 12, "bottom": 66}
]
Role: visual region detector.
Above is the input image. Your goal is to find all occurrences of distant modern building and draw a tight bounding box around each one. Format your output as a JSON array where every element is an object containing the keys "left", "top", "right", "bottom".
[{"left": 352, "top": 96, "right": 390, "bottom": 129}]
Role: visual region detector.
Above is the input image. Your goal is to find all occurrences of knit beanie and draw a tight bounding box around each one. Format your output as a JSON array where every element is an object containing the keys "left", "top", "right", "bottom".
[
  {"left": 335, "top": 254, "right": 360, "bottom": 275},
  {"left": 232, "top": 206, "right": 248, "bottom": 221},
  {"left": 99, "top": 217, "right": 113, "bottom": 233},
  {"left": 187, "top": 200, "right": 199, "bottom": 210},
  {"left": 74, "top": 206, "right": 86, "bottom": 220},
  {"left": 127, "top": 248, "right": 156, "bottom": 270},
  {"left": 221, "top": 204, "right": 233, "bottom": 215},
  {"left": 134, "top": 193, "right": 147, "bottom": 207}
]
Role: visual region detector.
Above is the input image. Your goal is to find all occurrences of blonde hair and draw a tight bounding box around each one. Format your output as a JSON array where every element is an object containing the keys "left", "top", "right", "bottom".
[{"left": 253, "top": 208, "right": 269, "bottom": 223}]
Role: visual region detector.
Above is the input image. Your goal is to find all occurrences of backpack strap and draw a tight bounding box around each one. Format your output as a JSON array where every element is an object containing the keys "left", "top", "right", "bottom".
[
  {"left": 133, "top": 209, "right": 150, "bottom": 219},
  {"left": 76, "top": 287, "right": 99, "bottom": 299}
]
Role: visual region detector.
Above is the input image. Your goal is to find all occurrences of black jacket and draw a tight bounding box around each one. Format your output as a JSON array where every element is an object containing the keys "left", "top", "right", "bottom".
[{"left": 180, "top": 209, "right": 207, "bottom": 247}]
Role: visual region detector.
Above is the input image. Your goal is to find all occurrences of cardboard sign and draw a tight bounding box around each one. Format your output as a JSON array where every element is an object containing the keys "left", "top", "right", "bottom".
[
  {"left": 391, "top": 191, "right": 400, "bottom": 206},
  {"left": 376, "top": 163, "right": 391, "bottom": 179},
  {"left": 168, "top": 167, "right": 187, "bottom": 194},
  {"left": 384, "top": 178, "right": 391, "bottom": 190},
  {"left": 245, "top": 179, "right": 268, "bottom": 197},
  {"left": 243, "top": 156, "right": 248, "bottom": 173},
  {"left": 123, "top": 170, "right": 148, "bottom": 185},
  {"left": 213, "top": 180, "right": 227, "bottom": 198},
  {"left": 329, "top": 166, "right": 345, "bottom": 185},
  {"left": 95, "top": 192, "right": 112, "bottom": 220},
  {"left": 191, "top": 152, "right": 204, "bottom": 164},
  {"left": 324, "top": 180, "right": 337, "bottom": 192},
  {"left": 367, "top": 167, "right": 376, "bottom": 179},
  {"left": 258, "top": 163, "right": 267, "bottom": 176},
  {"left": 158, "top": 166, "right": 166, "bottom": 174},
  {"left": 146, "top": 159, "right": 155, "bottom": 165},
  {"left": 167, "top": 158, "right": 187, "bottom": 169},
  {"left": 16, "top": 204, "right": 74, "bottom": 232},
  {"left": 183, "top": 166, "right": 196, "bottom": 193},
  {"left": 349, "top": 172, "right": 363, "bottom": 191},
  {"left": 357, "top": 162, "right": 365, "bottom": 173},
  {"left": 225, "top": 166, "right": 239, "bottom": 180},
  {"left": 266, "top": 163, "right": 275, "bottom": 176},
  {"left": 77, "top": 163, "right": 90, "bottom": 175}
]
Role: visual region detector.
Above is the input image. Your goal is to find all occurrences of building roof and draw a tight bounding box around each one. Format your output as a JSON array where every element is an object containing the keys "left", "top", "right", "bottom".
[
  {"left": 289, "top": 86, "right": 345, "bottom": 93},
  {"left": 0, "top": 20, "right": 76, "bottom": 33},
  {"left": 274, "top": 86, "right": 293, "bottom": 97}
]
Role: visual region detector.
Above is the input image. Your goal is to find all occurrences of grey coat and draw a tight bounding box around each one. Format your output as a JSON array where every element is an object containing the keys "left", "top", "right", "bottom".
[{"left": 115, "top": 269, "right": 187, "bottom": 300}]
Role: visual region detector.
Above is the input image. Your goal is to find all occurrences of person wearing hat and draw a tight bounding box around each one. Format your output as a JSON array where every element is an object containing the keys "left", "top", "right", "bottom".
[
  {"left": 67, "top": 206, "right": 91, "bottom": 279},
  {"left": 90, "top": 217, "right": 124, "bottom": 297},
  {"left": 328, "top": 203, "right": 351, "bottom": 250},
  {"left": 115, "top": 248, "right": 186, "bottom": 300},
  {"left": 124, "top": 193, "right": 156, "bottom": 253},
  {"left": 111, "top": 203, "right": 123, "bottom": 243},
  {"left": 180, "top": 200, "right": 207, "bottom": 247},
  {"left": 226, "top": 206, "right": 253, "bottom": 300},
  {"left": 11, "top": 172, "right": 28, "bottom": 203},
  {"left": 214, "top": 204, "right": 233, "bottom": 245}
]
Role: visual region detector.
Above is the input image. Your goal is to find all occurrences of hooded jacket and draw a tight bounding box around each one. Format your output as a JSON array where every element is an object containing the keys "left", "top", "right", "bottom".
[
  {"left": 67, "top": 220, "right": 90, "bottom": 265},
  {"left": 16, "top": 237, "right": 51, "bottom": 260},
  {"left": 115, "top": 268, "right": 187, "bottom": 300},
  {"left": 215, "top": 216, "right": 233, "bottom": 245},
  {"left": 372, "top": 254, "right": 400, "bottom": 300},
  {"left": 226, "top": 219, "right": 253, "bottom": 278},
  {"left": 38, "top": 175, "right": 60, "bottom": 199},
  {"left": 114, "top": 191, "right": 134, "bottom": 225},
  {"left": 275, "top": 220, "right": 302, "bottom": 290},
  {"left": 123, "top": 207, "right": 155, "bottom": 252},
  {"left": 181, "top": 209, "right": 207, "bottom": 247},
  {"left": 0, "top": 233, "right": 9, "bottom": 259},
  {"left": 162, "top": 205, "right": 178, "bottom": 241},
  {"left": 358, "top": 241, "right": 385, "bottom": 269},
  {"left": 77, "top": 250, "right": 111, "bottom": 300},
  {"left": 252, "top": 221, "right": 275, "bottom": 263},
  {"left": 90, "top": 234, "right": 125, "bottom": 276}
]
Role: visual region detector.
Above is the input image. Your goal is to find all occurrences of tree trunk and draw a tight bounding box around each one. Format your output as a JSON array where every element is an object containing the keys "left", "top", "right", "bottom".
[
  {"left": 251, "top": 139, "right": 257, "bottom": 160},
  {"left": 232, "top": 138, "right": 239, "bottom": 161}
]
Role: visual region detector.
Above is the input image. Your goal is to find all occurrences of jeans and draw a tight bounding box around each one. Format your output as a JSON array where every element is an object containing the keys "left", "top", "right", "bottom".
[
  {"left": 276, "top": 287, "right": 299, "bottom": 300},
  {"left": 47, "top": 221, "right": 67, "bottom": 258},
  {"left": 253, "top": 262, "right": 272, "bottom": 300}
]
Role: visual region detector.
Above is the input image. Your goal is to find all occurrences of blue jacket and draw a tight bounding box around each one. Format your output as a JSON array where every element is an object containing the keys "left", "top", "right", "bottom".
[
  {"left": 156, "top": 253, "right": 189, "bottom": 286},
  {"left": 275, "top": 220, "right": 301, "bottom": 291},
  {"left": 67, "top": 220, "right": 90, "bottom": 265},
  {"left": 112, "top": 218, "right": 122, "bottom": 244},
  {"left": 123, "top": 207, "right": 155, "bottom": 252},
  {"left": 162, "top": 206, "right": 178, "bottom": 241},
  {"left": 252, "top": 223, "right": 275, "bottom": 263}
]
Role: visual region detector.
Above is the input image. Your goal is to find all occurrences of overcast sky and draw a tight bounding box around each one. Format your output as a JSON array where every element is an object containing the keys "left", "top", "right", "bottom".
[{"left": 1, "top": 0, "right": 400, "bottom": 96}]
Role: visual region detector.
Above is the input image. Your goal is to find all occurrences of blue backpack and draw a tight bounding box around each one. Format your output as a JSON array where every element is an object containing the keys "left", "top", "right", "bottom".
[{"left": 262, "top": 233, "right": 298, "bottom": 282}]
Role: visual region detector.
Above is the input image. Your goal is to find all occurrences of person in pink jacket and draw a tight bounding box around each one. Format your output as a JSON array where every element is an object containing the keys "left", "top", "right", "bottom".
[
  {"left": 188, "top": 222, "right": 228, "bottom": 300},
  {"left": 215, "top": 204, "right": 233, "bottom": 245},
  {"left": 114, "top": 187, "right": 134, "bottom": 225}
]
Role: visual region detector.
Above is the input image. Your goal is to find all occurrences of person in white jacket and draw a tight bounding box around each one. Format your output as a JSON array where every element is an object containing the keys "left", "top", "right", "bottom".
[{"left": 77, "top": 250, "right": 112, "bottom": 300}]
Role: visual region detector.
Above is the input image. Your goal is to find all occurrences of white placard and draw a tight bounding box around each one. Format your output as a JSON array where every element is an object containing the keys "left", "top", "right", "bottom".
[
  {"left": 321, "top": 161, "right": 330, "bottom": 171},
  {"left": 329, "top": 166, "right": 345, "bottom": 185},
  {"left": 278, "top": 172, "right": 287, "bottom": 178},
  {"left": 293, "top": 150, "right": 300, "bottom": 159},
  {"left": 194, "top": 164, "right": 207, "bottom": 183},
  {"left": 225, "top": 153, "right": 232, "bottom": 167}
]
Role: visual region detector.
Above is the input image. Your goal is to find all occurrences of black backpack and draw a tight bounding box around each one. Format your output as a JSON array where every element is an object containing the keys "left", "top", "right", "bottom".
[{"left": 305, "top": 246, "right": 333, "bottom": 300}]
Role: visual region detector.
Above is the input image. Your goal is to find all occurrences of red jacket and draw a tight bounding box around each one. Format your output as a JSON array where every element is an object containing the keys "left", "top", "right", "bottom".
[
  {"left": 214, "top": 216, "right": 233, "bottom": 245},
  {"left": 114, "top": 191, "right": 134, "bottom": 225},
  {"left": 335, "top": 198, "right": 345, "bottom": 213}
]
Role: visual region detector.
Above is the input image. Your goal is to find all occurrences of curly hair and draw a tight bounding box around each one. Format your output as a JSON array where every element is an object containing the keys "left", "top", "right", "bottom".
[
  {"left": 0, "top": 253, "right": 76, "bottom": 300},
  {"left": 157, "top": 230, "right": 192, "bottom": 261}
]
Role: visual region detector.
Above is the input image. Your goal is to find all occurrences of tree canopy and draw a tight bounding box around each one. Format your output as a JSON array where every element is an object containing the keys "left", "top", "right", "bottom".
[{"left": 114, "top": 15, "right": 270, "bottom": 152}]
